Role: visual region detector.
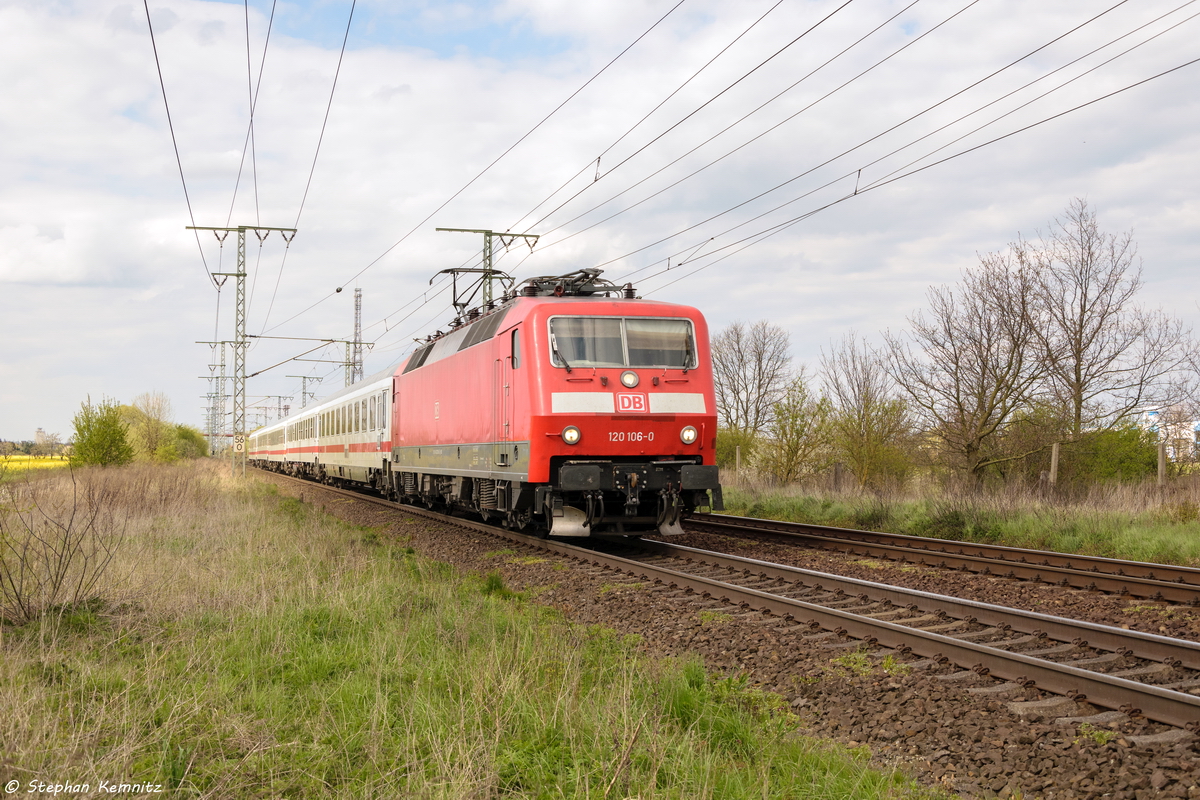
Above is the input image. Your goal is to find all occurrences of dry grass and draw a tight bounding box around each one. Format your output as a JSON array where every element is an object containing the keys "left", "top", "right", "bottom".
[
  {"left": 0, "top": 460, "right": 935, "bottom": 799},
  {"left": 721, "top": 473, "right": 1200, "bottom": 565}
]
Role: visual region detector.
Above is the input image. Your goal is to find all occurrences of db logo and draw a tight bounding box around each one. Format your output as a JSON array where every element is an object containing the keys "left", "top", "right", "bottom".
[{"left": 615, "top": 393, "right": 647, "bottom": 412}]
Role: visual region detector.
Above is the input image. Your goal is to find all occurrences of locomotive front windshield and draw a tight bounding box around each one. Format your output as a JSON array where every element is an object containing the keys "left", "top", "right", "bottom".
[{"left": 549, "top": 317, "right": 695, "bottom": 368}]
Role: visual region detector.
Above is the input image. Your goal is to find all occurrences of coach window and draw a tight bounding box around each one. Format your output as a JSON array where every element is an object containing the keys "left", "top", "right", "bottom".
[{"left": 511, "top": 328, "right": 520, "bottom": 368}]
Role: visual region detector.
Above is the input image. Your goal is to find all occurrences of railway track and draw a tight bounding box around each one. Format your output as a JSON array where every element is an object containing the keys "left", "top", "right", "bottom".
[
  {"left": 687, "top": 513, "right": 1200, "bottom": 605},
  {"left": 261, "top": 471, "right": 1200, "bottom": 732}
]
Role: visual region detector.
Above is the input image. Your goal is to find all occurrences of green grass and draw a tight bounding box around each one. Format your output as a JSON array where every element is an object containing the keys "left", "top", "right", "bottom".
[
  {"left": 719, "top": 485, "right": 1200, "bottom": 566},
  {"left": 0, "top": 461, "right": 938, "bottom": 798}
]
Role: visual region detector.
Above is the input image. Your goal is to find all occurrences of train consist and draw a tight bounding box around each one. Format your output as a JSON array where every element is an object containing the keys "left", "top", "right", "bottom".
[{"left": 248, "top": 268, "right": 723, "bottom": 536}]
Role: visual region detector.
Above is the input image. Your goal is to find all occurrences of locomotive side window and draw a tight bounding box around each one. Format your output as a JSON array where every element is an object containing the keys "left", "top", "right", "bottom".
[
  {"left": 511, "top": 329, "right": 520, "bottom": 368},
  {"left": 549, "top": 317, "right": 696, "bottom": 369}
]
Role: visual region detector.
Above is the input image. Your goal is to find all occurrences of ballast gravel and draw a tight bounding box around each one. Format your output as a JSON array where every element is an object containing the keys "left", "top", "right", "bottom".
[{"left": 259, "top": 473, "right": 1200, "bottom": 799}]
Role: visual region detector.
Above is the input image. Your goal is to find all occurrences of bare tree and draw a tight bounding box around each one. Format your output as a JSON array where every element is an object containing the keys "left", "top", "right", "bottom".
[
  {"left": 128, "top": 391, "right": 175, "bottom": 461},
  {"left": 1029, "top": 199, "right": 1194, "bottom": 436},
  {"left": 821, "top": 331, "right": 913, "bottom": 488},
  {"left": 30, "top": 432, "right": 61, "bottom": 458},
  {"left": 711, "top": 320, "right": 792, "bottom": 436},
  {"left": 886, "top": 251, "right": 1048, "bottom": 482}
]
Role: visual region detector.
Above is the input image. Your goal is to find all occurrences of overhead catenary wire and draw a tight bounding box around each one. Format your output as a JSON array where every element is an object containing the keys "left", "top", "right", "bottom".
[
  {"left": 317, "top": 2, "right": 1194, "bottom": 369},
  {"left": 634, "top": 53, "right": 1200, "bottom": 298},
  {"left": 257, "top": 0, "right": 356, "bottom": 335},
  {"left": 351, "top": 0, "right": 899, "bottom": 338},
  {"left": 226, "top": 0, "right": 278, "bottom": 229},
  {"left": 517, "top": 0, "right": 935, "bottom": 254},
  {"left": 569, "top": 0, "right": 1190, "bottom": 284},
  {"left": 527, "top": 0, "right": 1147, "bottom": 260},
  {"left": 142, "top": 0, "right": 215, "bottom": 289},
  {"left": 354, "top": 0, "right": 1172, "bottom": 357},
  {"left": 262, "top": 0, "right": 691, "bottom": 336},
  {"left": 520, "top": 0, "right": 863, "bottom": 234},
  {"left": 506, "top": 0, "right": 792, "bottom": 233}
]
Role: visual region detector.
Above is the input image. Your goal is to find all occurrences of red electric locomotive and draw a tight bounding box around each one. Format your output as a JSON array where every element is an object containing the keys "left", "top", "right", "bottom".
[{"left": 251, "top": 268, "right": 724, "bottom": 536}]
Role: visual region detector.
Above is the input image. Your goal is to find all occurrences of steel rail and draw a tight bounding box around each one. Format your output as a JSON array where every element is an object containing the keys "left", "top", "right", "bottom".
[
  {"left": 628, "top": 539, "right": 1200, "bottom": 671},
  {"left": 256, "top": 470, "right": 1200, "bottom": 730},
  {"left": 688, "top": 513, "right": 1200, "bottom": 604},
  {"left": 561, "top": 541, "right": 1200, "bottom": 730}
]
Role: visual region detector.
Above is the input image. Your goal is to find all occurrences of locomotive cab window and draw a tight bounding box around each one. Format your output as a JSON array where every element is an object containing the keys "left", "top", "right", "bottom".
[
  {"left": 549, "top": 317, "right": 696, "bottom": 369},
  {"left": 511, "top": 328, "right": 520, "bottom": 368}
]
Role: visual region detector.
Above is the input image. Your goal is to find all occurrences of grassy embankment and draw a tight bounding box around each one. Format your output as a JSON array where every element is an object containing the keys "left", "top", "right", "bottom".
[
  {"left": 0, "top": 461, "right": 936, "bottom": 798},
  {"left": 719, "top": 481, "right": 1200, "bottom": 566}
]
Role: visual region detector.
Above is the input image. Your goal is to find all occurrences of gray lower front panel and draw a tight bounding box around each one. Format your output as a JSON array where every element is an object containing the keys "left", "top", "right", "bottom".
[{"left": 391, "top": 442, "right": 530, "bottom": 483}]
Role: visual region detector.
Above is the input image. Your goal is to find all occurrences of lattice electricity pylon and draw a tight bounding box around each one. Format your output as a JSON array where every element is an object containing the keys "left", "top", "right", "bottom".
[{"left": 189, "top": 225, "right": 297, "bottom": 477}]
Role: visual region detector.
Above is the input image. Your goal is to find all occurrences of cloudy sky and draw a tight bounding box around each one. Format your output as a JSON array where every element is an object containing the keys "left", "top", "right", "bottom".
[{"left": 2, "top": 0, "right": 1197, "bottom": 442}]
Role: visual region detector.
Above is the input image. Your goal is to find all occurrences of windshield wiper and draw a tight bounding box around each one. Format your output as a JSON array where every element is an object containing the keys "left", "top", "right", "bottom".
[{"left": 550, "top": 333, "right": 573, "bottom": 373}]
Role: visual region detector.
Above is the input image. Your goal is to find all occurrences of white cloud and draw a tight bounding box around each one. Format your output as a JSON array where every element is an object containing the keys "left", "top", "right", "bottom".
[{"left": 1, "top": 0, "right": 1197, "bottom": 441}]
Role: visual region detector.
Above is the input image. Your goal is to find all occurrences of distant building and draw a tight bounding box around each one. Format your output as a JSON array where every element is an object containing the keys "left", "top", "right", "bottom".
[
  {"left": 35, "top": 428, "right": 47, "bottom": 445},
  {"left": 1141, "top": 408, "right": 1200, "bottom": 462}
]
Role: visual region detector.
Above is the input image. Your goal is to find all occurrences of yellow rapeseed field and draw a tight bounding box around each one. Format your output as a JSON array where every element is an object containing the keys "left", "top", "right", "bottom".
[{"left": 1, "top": 455, "right": 71, "bottom": 471}]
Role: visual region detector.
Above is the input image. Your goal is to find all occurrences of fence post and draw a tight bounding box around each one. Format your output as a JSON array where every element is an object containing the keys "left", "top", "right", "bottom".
[
  {"left": 1048, "top": 442, "right": 1059, "bottom": 491},
  {"left": 1158, "top": 440, "right": 1167, "bottom": 495}
]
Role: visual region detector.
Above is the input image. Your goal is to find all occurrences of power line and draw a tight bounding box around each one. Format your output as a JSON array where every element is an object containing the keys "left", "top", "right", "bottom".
[
  {"left": 226, "top": 0, "right": 278, "bottom": 228},
  {"left": 527, "top": 0, "right": 986, "bottom": 253},
  {"left": 569, "top": 0, "right": 1188, "bottom": 282},
  {"left": 344, "top": 0, "right": 908, "bottom": 343},
  {"left": 636, "top": 54, "right": 1200, "bottom": 297},
  {"left": 262, "top": 0, "right": 690, "bottom": 335},
  {"left": 506, "top": 0, "right": 791, "bottom": 233},
  {"left": 317, "top": 1, "right": 1192, "bottom": 356},
  {"left": 142, "top": 0, "right": 214, "bottom": 288},
  {"left": 521, "top": 0, "right": 863, "bottom": 234},
  {"left": 258, "top": 0, "right": 355, "bottom": 334}
]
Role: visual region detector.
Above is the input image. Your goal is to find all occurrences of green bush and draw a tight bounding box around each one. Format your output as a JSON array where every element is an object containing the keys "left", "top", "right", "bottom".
[
  {"left": 70, "top": 396, "right": 134, "bottom": 467},
  {"left": 716, "top": 427, "right": 758, "bottom": 470}
]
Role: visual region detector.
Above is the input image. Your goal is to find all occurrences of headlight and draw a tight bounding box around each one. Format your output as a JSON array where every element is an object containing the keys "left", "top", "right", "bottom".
[
  {"left": 562, "top": 425, "right": 581, "bottom": 445},
  {"left": 620, "top": 370, "right": 639, "bottom": 388},
  {"left": 680, "top": 426, "right": 698, "bottom": 444}
]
